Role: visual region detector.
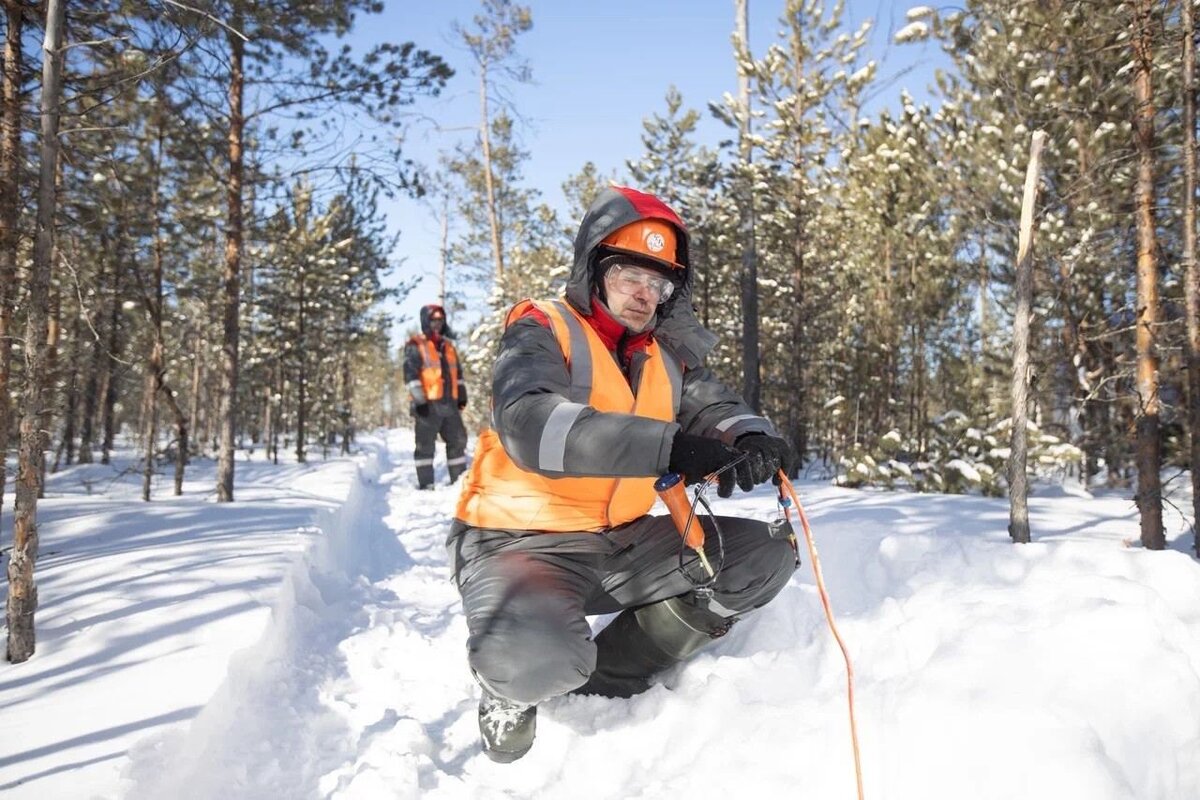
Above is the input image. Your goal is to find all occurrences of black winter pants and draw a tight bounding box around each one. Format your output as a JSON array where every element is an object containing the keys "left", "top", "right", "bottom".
[
  {"left": 446, "top": 514, "right": 796, "bottom": 705},
  {"left": 414, "top": 400, "right": 468, "bottom": 487}
]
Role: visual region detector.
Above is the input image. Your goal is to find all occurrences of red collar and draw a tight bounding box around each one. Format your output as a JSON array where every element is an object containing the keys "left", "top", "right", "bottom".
[{"left": 587, "top": 296, "right": 654, "bottom": 353}]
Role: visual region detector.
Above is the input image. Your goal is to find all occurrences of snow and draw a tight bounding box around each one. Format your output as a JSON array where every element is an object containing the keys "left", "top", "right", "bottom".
[
  {"left": 4, "top": 430, "right": 1200, "bottom": 799},
  {"left": 944, "top": 458, "right": 982, "bottom": 483},
  {"left": 893, "top": 21, "right": 929, "bottom": 44}
]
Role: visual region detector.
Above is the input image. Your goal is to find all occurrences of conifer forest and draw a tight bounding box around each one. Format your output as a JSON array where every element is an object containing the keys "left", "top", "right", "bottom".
[{"left": 3, "top": 0, "right": 1200, "bottom": 664}]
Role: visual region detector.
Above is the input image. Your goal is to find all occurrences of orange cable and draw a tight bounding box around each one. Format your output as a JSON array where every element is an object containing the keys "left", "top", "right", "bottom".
[{"left": 779, "top": 470, "right": 865, "bottom": 800}]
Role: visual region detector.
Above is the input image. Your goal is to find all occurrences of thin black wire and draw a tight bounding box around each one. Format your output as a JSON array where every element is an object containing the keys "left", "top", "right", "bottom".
[{"left": 675, "top": 454, "right": 747, "bottom": 590}]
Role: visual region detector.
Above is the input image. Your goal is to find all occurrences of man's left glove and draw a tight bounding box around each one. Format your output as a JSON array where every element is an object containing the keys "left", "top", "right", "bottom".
[
  {"left": 457, "top": 386, "right": 468, "bottom": 410},
  {"left": 735, "top": 433, "right": 798, "bottom": 485}
]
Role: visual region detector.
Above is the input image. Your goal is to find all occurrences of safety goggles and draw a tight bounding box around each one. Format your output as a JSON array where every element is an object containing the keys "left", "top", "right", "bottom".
[{"left": 605, "top": 262, "right": 677, "bottom": 303}]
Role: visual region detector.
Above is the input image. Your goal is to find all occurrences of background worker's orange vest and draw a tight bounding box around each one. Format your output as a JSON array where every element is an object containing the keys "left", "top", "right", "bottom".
[
  {"left": 410, "top": 335, "right": 459, "bottom": 401},
  {"left": 456, "top": 300, "right": 677, "bottom": 532}
]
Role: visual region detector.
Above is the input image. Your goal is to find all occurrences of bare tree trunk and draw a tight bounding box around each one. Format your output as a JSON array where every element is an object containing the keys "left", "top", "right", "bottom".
[
  {"left": 341, "top": 364, "right": 352, "bottom": 455},
  {"left": 58, "top": 304, "right": 81, "bottom": 469},
  {"left": 439, "top": 193, "right": 449, "bottom": 307},
  {"left": 734, "top": 0, "right": 760, "bottom": 412},
  {"left": 789, "top": 132, "right": 807, "bottom": 467},
  {"left": 1183, "top": 0, "right": 1200, "bottom": 557},
  {"left": 790, "top": 215, "right": 806, "bottom": 468},
  {"left": 188, "top": 332, "right": 202, "bottom": 457},
  {"left": 907, "top": 321, "right": 918, "bottom": 447},
  {"left": 141, "top": 360, "right": 157, "bottom": 502},
  {"left": 100, "top": 256, "right": 122, "bottom": 465},
  {"left": 271, "top": 366, "right": 280, "bottom": 465},
  {"left": 148, "top": 336, "right": 188, "bottom": 497},
  {"left": 77, "top": 248, "right": 107, "bottom": 465},
  {"left": 916, "top": 319, "right": 927, "bottom": 451},
  {"left": 39, "top": 160, "right": 62, "bottom": 495},
  {"left": 38, "top": 267, "right": 59, "bottom": 495},
  {"left": 140, "top": 88, "right": 189, "bottom": 498},
  {"left": 216, "top": 23, "right": 244, "bottom": 502},
  {"left": 341, "top": 302, "right": 353, "bottom": 456},
  {"left": 169, "top": 399, "right": 187, "bottom": 495},
  {"left": 1070, "top": 119, "right": 1096, "bottom": 491},
  {"left": 1133, "top": 0, "right": 1164, "bottom": 550},
  {"left": 295, "top": 265, "right": 307, "bottom": 464},
  {"left": 8, "top": 0, "right": 64, "bottom": 663},
  {"left": 1009, "top": 130, "right": 1046, "bottom": 545},
  {"left": 141, "top": 114, "right": 164, "bottom": 502},
  {"left": 263, "top": 373, "right": 273, "bottom": 463},
  {"left": 478, "top": 64, "right": 504, "bottom": 285},
  {"left": 0, "top": 0, "right": 23, "bottom": 522}
]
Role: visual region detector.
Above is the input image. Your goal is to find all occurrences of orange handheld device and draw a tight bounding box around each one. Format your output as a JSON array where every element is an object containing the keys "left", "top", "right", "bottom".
[{"left": 654, "top": 472, "right": 714, "bottom": 577}]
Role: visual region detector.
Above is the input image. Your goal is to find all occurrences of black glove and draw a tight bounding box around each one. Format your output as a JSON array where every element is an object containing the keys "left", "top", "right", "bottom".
[
  {"left": 735, "top": 433, "right": 798, "bottom": 485},
  {"left": 667, "top": 432, "right": 754, "bottom": 498},
  {"left": 457, "top": 386, "right": 468, "bottom": 410},
  {"left": 414, "top": 402, "right": 430, "bottom": 418}
]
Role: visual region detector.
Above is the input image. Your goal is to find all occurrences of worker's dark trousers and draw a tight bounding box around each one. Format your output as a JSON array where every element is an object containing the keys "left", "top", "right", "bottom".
[
  {"left": 447, "top": 514, "right": 796, "bottom": 706},
  {"left": 414, "top": 400, "right": 468, "bottom": 488}
]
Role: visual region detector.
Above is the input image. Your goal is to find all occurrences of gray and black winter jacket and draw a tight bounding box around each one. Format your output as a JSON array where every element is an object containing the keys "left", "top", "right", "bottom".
[{"left": 490, "top": 186, "right": 775, "bottom": 479}]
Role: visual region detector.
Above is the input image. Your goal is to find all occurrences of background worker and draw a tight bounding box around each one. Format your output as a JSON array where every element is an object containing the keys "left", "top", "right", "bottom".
[{"left": 404, "top": 304, "right": 468, "bottom": 489}]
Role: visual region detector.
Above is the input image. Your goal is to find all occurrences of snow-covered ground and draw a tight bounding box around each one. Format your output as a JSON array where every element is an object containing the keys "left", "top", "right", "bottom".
[{"left": 3, "top": 429, "right": 1200, "bottom": 799}]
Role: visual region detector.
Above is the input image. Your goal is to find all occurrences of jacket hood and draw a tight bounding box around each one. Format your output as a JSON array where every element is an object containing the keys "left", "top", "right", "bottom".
[
  {"left": 419, "top": 304, "right": 456, "bottom": 339},
  {"left": 566, "top": 186, "right": 717, "bottom": 368}
]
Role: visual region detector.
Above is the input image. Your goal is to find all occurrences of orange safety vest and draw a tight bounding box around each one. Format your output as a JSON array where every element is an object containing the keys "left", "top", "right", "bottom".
[
  {"left": 410, "top": 335, "right": 459, "bottom": 402},
  {"left": 456, "top": 299, "right": 681, "bottom": 533}
]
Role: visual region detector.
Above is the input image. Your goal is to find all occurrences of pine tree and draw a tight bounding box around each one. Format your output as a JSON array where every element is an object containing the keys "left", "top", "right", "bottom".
[
  {"left": 1183, "top": 0, "right": 1200, "bottom": 556},
  {"left": 455, "top": 0, "right": 532, "bottom": 286},
  {"left": 1132, "top": 0, "right": 1163, "bottom": 549},
  {"left": 0, "top": 0, "right": 26, "bottom": 522},
  {"left": 8, "top": 0, "right": 64, "bottom": 665},
  {"left": 721, "top": 0, "right": 873, "bottom": 461}
]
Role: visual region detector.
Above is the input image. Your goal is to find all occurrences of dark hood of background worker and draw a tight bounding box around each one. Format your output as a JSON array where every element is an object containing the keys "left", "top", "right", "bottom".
[
  {"left": 404, "top": 303, "right": 469, "bottom": 490},
  {"left": 447, "top": 185, "right": 799, "bottom": 763}
]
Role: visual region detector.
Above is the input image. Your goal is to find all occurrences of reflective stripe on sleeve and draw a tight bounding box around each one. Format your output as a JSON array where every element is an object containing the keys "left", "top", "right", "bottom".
[
  {"left": 715, "top": 414, "right": 761, "bottom": 432},
  {"left": 538, "top": 401, "right": 587, "bottom": 472}
]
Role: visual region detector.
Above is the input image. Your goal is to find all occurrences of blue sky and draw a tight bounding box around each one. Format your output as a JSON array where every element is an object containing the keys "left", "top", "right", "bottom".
[{"left": 350, "top": 2, "right": 949, "bottom": 344}]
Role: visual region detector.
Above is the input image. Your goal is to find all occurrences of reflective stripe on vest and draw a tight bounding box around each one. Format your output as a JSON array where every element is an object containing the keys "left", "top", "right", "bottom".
[
  {"left": 411, "top": 335, "right": 459, "bottom": 402},
  {"left": 455, "top": 299, "right": 681, "bottom": 533}
]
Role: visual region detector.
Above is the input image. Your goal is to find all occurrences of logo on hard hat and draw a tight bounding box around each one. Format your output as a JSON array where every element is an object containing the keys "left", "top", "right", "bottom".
[{"left": 645, "top": 232, "right": 666, "bottom": 253}]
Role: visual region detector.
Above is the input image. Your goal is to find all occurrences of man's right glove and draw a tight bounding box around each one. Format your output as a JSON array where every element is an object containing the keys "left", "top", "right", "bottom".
[
  {"left": 667, "top": 432, "right": 754, "bottom": 498},
  {"left": 414, "top": 402, "right": 430, "bottom": 418},
  {"left": 735, "top": 433, "right": 798, "bottom": 485}
]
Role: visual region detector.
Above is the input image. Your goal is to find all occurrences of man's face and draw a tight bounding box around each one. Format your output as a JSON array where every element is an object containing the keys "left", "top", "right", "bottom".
[
  {"left": 429, "top": 315, "right": 445, "bottom": 333},
  {"left": 601, "top": 263, "right": 675, "bottom": 333}
]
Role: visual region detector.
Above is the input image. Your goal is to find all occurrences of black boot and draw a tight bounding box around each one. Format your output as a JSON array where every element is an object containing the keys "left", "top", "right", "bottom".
[
  {"left": 574, "top": 595, "right": 735, "bottom": 699},
  {"left": 478, "top": 690, "right": 537, "bottom": 763}
]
